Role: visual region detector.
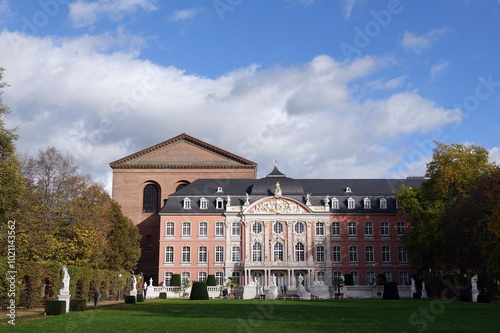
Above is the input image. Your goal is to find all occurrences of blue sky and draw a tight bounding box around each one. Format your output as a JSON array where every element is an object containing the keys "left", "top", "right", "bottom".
[{"left": 1, "top": 0, "right": 499, "bottom": 192}]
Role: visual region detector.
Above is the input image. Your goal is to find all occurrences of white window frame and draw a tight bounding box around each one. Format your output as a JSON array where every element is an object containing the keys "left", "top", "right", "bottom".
[
  {"left": 215, "top": 222, "right": 224, "bottom": 236},
  {"left": 399, "top": 271, "right": 409, "bottom": 285},
  {"left": 252, "top": 222, "right": 262, "bottom": 234},
  {"left": 331, "top": 197, "right": 339, "bottom": 209},
  {"left": 347, "top": 197, "right": 355, "bottom": 209},
  {"left": 364, "top": 221, "right": 373, "bottom": 236},
  {"left": 200, "top": 197, "right": 208, "bottom": 210},
  {"left": 165, "top": 222, "right": 174, "bottom": 236},
  {"left": 198, "top": 246, "right": 207, "bottom": 263},
  {"left": 382, "top": 245, "right": 391, "bottom": 263},
  {"left": 273, "top": 221, "right": 284, "bottom": 234},
  {"left": 380, "top": 198, "right": 387, "bottom": 209},
  {"left": 215, "top": 246, "right": 224, "bottom": 263},
  {"left": 380, "top": 221, "right": 389, "bottom": 237},
  {"left": 181, "top": 271, "right": 190, "bottom": 282},
  {"left": 398, "top": 246, "right": 407, "bottom": 263},
  {"left": 384, "top": 271, "right": 392, "bottom": 282},
  {"left": 182, "top": 246, "right": 190, "bottom": 263},
  {"left": 232, "top": 246, "right": 241, "bottom": 262},
  {"left": 273, "top": 242, "right": 284, "bottom": 261},
  {"left": 350, "top": 271, "right": 359, "bottom": 285},
  {"left": 397, "top": 221, "right": 406, "bottom": 236},
  {"left": 215, "top": 272, "right": 224, "bottom": 286},
  {"left": 231, "top": 222, "right": 241, "bottom": 236},
  {"left": 365, "top": 245, "right": 374, "bottom": 263},
  {"left": 295, "top": 221, "right": 305, "bottom": 234},
  {"left": 348, "top": 222, "right": 357, "bottom": 236},
  {"left": 316, "top": 271, "right": 325, "bottom": 282},
  {"left": 165, "top": 246, "right": 174, "bottom": 263},
  {"left": 315, "top": 222, "right": 325, "bottom": 235},
  {"left": 252, "top": 243, "right": 262, "bottom": 261},
  {"left": 367, "top": 271, "right": 376, "bottom": 285},
  {"left": 331, "top": 222, "right": 340, "bottom": 236},
  {"left": 216, "top": 197, "right": 224, "bottom": 209},
  {"left": 182, "top": 221, "right": 191, "bottom": 236},
  {"left": 349, "top": 245, "right": 358, "bottom": 263},
  {"left": 199, "top": 221, "right": 208, "bottom": 237},
  {"left": 198, "top": 272, "right": 207, "bottom": 282},
  {"left": 332, "top": 245, "right": 341, "bottom": 263},
  {"left": 363, "top": 197, "right": 371, "bottom": 209},
  {"left": 295, "top": 243, "right": 305, "bottom": 261},
  {"left": 183, "top": 197, "right": 191, "bottom": 210},
  {"left": 316, "top": 245, "right": 325, "bottom": 262}
]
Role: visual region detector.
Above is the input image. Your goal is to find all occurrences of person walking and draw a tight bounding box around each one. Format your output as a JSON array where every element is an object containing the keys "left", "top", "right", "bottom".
[{"left": 93, "top": 289, "right": 99, "bottom": 307}]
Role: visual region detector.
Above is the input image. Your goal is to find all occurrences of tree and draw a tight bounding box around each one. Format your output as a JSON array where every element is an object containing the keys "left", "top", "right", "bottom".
[{"left": 398, "top": 142, "right": 496, "bottom": 273}]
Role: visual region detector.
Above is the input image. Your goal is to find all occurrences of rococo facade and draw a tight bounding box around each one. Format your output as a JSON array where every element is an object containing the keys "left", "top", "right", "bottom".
[{"left": 110, "top": 133, "right": 423, "bottom": 290}]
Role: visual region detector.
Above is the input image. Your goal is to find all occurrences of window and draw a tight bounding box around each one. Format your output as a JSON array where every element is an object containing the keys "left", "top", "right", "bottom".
[
  {"left": 315, "top": 222, "right": 325, "bottom": 235},
  {"left": 274, "top": 243, "right": 284, "bottom": 261},
  {"left": 273, "top": 221, "right": 284, "bottom": 234},
  {"left": 182, "top": 246, "right": 190, "bottom": 263},
  {"left": 295, "top": 222, "right": 304, "bottom": 234},
  {"left": 316, "top": 271, "right": 325, "bottom": 282},
  {"left": 367, "top": 271, "right": 376, "bottom": 285},
  {"left": 350, "top": 271, "right": 359, "bottom": 285},
  {"left": 347, "top": 197, "right": 355, "bottom": 209},
  {"left": 332, "top": 246, "right": 341, "bottom": 263},
  {"left": 346, "top": 187, "right": 352, "bottom": 193},
  {"left": 182, "top": 221, "right": 191, "bottom": 236},
  {"left": 384, "top": 271, "right": 392, "bottom": 282},
  {"left": 331, "top": 197, "right": 339, "bottom": 209},
  {"left": 333, "top": 271, "right": 343, "bottom": 279},
  {"left": 198, "top": 272, "right": 207, "bottom": 282},
  {"left": 183, "top": 197, "right": 191, "bottom": 210},
  {"left": 295, "top": 243, "right": 305, "bottom": 261},
  {"left": 332, "top": 222, "right": 340, "bottom": 236},
  {"left": 380, "top": 198, "right": 387, "bottom": 209},
  {"left": 232, "top": 246, "right": 241, "bottom": 262},
  {"left": 143, "top": 184, "right": 159, "bottom": 213},
  {"left": 397, "top": 221, "right": 406, "bottom": 236},
  {"left": 216, "top": 197, "right": 224, "bottom": 209},
  {"left": 164, "top": 271, "right": 172, "bottom": 285},
  {"left": 399, "top": 271, "right": 409, "bottom": 285},
  {"left": 215, "top": 272, "right": 224, "bottom": 286},
  {"left": 365, "top": 246, "right": 374, "bottom": 263},
  {"left": 181, "top": 271, "right": 190, "bottom": 283},
  {"left": 200, "top": 198, "right": 208, "bottom": 210},
  {"left": 398, "top": 246, "right": 407, "bottom": 263},
  {"left": 363, "top": 197, "right": 371, "bottom": 209},
  {"left": 348, "top": 222, "right": 357, "bottom": 236},
  {"left": 232, "top": 222, "right": 241, "bottom": 236},
  {"left": 217, "top": 187, "right": 223, "bottom": 193},
  {"left": 165, "top": 222, "right": 174, "bottom": 236},
  {"left": 232, "top": 272, "right": 240, "bottom": 286},
  {"left": 199, "top": 222, "right": 208, "bottom": 236},
  {"left": 364, "top": 221, "right": 373, "bottom": 236},
  {"left": 198, "top": 246, "right": 207, "bottom": 263},
  {"left": 215, "top": 246, "right": 224, "bottom": 263},
  {"left": 252, "top": 222, "right": 262, "bottom": 234},
  {"left": 316, "top": 246, "right": 325, "bottom": 262},
  {"left": 349, "top": 246, "right": 358, "bottom": 262},
  {"left": 164, "top": 246, "right": 174, "bottom": 263},
  {"left": 215, "top": 222, "right": 224, "bottom": 236},
  {"left": 382, "top": 246, "right": 391, "bottom": 263},
  {"left": 380, "top": 221, "right": 389, "bottom": 237},
  {"left": 252, "top": 243, "right": 262, "bottom": 261}
]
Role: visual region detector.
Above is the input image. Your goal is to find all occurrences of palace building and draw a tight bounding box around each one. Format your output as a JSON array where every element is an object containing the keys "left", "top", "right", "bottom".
[{"left": 110, "top": 133, "right": 423, "bottom": 288}]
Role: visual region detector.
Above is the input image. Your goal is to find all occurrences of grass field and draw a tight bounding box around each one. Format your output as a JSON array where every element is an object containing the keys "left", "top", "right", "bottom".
[{"left": 2, "top": 298, "right": 499, "bottom": 333}]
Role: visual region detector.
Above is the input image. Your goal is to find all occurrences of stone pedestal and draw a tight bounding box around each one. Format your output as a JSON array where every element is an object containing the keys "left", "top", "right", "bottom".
[
  {"left": 472, "top": 291, "right": 479, "bottom": 302},
  {"left": 265, "top": 286, "right": 278, "bottom": 300},
  {"left": 309, "top": 284, "right": 330, "bottom": 299},
  {"left": 58, "top": 294, "right": 71, "bottom": 313}
]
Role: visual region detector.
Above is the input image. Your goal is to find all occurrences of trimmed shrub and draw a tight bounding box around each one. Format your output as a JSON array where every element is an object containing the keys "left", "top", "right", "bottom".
[
  {"left": 459, "top": 294, "right": 471, "bottom": 302},
  {"left": 159, "top": 292, "right": 167, "bottom": 299},
  {"left": 136, "top": 294, "right": 144, "bottom": 302},
  {"left": 343, "top": 274, "right": 354, "bottom": 286},
  {"left": 45, "top": 301, "right": 66, "bottom": 315},
  {"left": 190, "top": 282, "right": 209, "bottom": 300},
  {"left": 478, "top": 295, "right": 490, "bottom": 303},
  {"left": 171, "top": 274, "right": 181, "bottom": 287},
  {"left": 124, "top": 296, "right": 136, "bottom": 304},
  {"left": 206, "top": 275, "right": 217, "bottom": 286},
  {"left": 383, "top": 282, "right": 400, "bottom": 300},
  {"left": 69, "top": 300, "right": 86, "bottom": 311}
]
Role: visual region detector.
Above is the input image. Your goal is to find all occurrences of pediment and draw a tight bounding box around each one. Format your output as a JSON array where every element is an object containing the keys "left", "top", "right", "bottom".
[
  {"left": 110, "top": 133, "right": 257, "bottom": 169},
  {"left": 245, "top": 197, "right": 310, "bottom": 214}
]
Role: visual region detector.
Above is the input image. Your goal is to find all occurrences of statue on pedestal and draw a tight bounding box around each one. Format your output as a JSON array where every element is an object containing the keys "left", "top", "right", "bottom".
[
  {"left": 471, "top": 274, "right": 479, "bottom": 302},
  {"left": 60, "top": 266, "right": 70, "bottom": 295}
]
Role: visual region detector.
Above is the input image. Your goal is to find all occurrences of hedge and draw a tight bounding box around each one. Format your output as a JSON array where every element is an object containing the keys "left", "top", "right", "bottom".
[
  {"left": 206, "top": 275, "right": 217, "bottom": 286},
  {"left": 0, "top": 258, "right": 136, "bottom": 310},
  {"left": 383, "top": 282, "right": 400, "bottom": 300},
  {"left": 124, "top": 296, "right": 136, "bottom": 304},
  {"left": 171, "top": 274, "right": 181, "bottom": 287},
  {"left": 45, "top": 301, "right": 66, "bottom": 315},
  {"left": 190, "top": 282, "right": 209, "bottom": 300},
  {"left": 69, "top": 299, "right": 86, "bottom": 311},
  {"left": 159, "top": 292, "right": 167, "bottom": 299}
]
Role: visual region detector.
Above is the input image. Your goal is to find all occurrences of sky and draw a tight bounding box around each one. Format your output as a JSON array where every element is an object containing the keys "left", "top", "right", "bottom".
[{"left": 1, "top": 0, "right": 500, "bottom": 193}]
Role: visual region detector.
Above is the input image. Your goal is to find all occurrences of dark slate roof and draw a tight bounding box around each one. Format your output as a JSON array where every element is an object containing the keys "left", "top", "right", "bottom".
[{"left": 160, "top": 170, "right": 425, "bottom": 214}]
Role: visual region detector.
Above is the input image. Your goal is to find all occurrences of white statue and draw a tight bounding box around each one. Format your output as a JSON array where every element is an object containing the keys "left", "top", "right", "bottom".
[
  {"left": 162, "top": 280, "right": 166, "bottom": 287},
  {"left": 421, "top": 281, "right": 428, "bottom": 299},
  {"left": 471, "top": 274, "right": 479, "bottom": 302},
  {"left": 60, "top": 266, "right": 70, "bottom": 295},
  {"left": 271, "top": 274, "right": 277, "bottom": 287},
  {"left": 305, "top": 193, "right": 311, "bottom": 205},
  {"left": 275, "top": 182, "right": 282, "bottom": 198},
  {"left": 324, "top": 195, "right": 330, "bottom": 205},
  {"left": 149, "top": 278, "right": 153, "bottom": 286},
  {"left": 297, "top": 274, "right": 304, "bottom": 286},
  {"left": 411, "top": 277, "right": 417, "bottom": 294},
  {"left": 226, "top": 195, "right": 232, "bottom": 206},
  {"left": 131, "top": 276, "right": 137, "bottom": 293},
  {"left": 143, "top": 282, "right": 147, "bottom": 289}
]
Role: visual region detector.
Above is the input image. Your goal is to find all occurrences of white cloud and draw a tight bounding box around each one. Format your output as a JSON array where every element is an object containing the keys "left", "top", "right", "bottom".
[
  {"left": 340, "top": 0, "right": 357, "bottom": 20},
  {"left": 401, "top": 27, "right": 451, "bottom": 54},
  {"left": 369, "top": 75, "right": 407, "bottom": 90},
  {"left": 0, "top": 31, "right": 463, "bottom": 192},
  {"left": 169, "top": 7, "right": 203, "bottom": 22},
  {"left": 430, "top": 60, "right": 449, "bottom": 81},
  {"left": 69, "top": 0, "right": 158, "bottom": 28},
  {"left": 490, "top": 147, "right": 500, "bottom": 165}
]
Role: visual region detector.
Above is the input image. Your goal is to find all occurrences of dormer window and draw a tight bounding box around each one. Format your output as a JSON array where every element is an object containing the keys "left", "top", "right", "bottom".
[
  {"left": 347, "top": 197, "right": 355, "bottom": 209},
  {"left": 216, "top": 197, "right": 224, "bottom": 209},
  {"left": 200, "top": 197, "right": 208, "bottom": 209},
  {"left": 331, "top": 197, "right": 339, "bottom": 209},
  {"left": 217, "top": 187, "right": 223, "bottom": 193},
  {"left": 346, "top": 187, "right": 352, "bottom": 193},
  {"left": 363, "top": 197, "right": 371, "bottom": 209},
  {"left": 183, "top": 197, "right": 191, "bottom": 209},
  {"left": 380, "top": 198, "right": 387, "bottom": 209}
]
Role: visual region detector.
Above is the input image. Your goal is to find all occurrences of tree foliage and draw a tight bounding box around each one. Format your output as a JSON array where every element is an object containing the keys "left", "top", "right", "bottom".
[{"left": 398, "top": 142, "right": 497, "bottom": 274}]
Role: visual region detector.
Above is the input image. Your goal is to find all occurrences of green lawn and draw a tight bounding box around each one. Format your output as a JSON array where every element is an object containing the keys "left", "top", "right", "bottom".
[{"left": 3, "top": 298, "right": 499, "bottom": 333}]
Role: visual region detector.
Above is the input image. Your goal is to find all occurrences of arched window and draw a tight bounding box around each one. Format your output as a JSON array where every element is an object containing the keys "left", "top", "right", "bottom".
[
  {"left": 274, "top": 243, "right": 284, "bottom": 261},
  {"left": 295, "top": 243, "right": 305, "bottom": 261},
  {"left": 252, "top": 243, "right": 262, "bottom": 261},
  {"left": 143, "top": 184, "right": 159, "bottom": 213}
]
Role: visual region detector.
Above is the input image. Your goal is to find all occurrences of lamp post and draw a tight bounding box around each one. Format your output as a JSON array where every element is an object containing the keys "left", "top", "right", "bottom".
[{"left": 118, "top": 273, "right": 122, "bottom": 300}]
